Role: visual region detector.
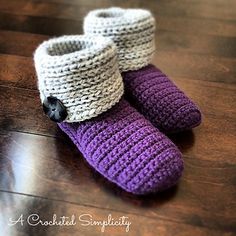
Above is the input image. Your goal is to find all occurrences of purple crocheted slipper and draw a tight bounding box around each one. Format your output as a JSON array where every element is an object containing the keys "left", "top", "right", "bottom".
[
  {"left": 34, "top": 35, "right": 183, "bottom": 194},
  {"left": 84, "top": 7, "right": 202, "bottom": 133},
  {"left": 122, "top": 65, "right": 202, "bottom": 133},
  {"left": 59, "top": 99, "right": 183, "bottom": 194}
]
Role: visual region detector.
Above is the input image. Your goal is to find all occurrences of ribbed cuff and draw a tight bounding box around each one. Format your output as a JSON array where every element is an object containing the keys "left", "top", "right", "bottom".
[
  {"left": 34, "top": 35, "right": 124, "bottom": 122},
  {"left": 84, "top": 7, "right": 156, "bottom": 72}
]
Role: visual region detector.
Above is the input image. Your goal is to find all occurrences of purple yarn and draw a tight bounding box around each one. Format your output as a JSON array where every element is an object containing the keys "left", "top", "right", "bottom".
[
  {"left": 122, "top": 65, "right": 202, "bottom": 133},
  {"left": 59, "top": 99, "right": 183, "bottom": 195}
]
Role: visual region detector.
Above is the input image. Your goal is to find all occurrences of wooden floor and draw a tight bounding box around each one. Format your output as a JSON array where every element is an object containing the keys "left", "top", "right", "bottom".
[{"left": 0, "top": 0, "right": 235, "bottom": 235}]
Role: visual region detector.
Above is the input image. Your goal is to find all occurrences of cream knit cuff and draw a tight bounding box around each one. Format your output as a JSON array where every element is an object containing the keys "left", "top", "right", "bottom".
[
  {"left": 83, "top": 7, "right": 156, "bottom": 72},
  {"left": 34, "top": 35, "right": 124, "bottom": 123}
]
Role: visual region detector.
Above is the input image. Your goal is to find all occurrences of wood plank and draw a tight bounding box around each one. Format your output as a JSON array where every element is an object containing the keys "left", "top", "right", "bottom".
[
  {"left": 0, "top": 54, "right": 35, "bottom": 89},
  {"left": 157, "top": 15, "right": 236, "bottom": 37},
  {"left": 1, "top": 0, "right": 236, "bottom": 21},
  {"left": 154, "top": 52, "right": 236, "bottom": 84},
  {"left": 170, "top": 116, "right": 236, "bottom": 163},
  {"left": 142, "top": 0, "right": 236, "bottom": 21},
  {"left": 0, "top": 0, "right": 141, "bottom": 21},
  {"left": 0, "top": 86, "right": 56, "bottom": 136},
  {"left": 0, "top": 12, "right": 83, "bottom": 36},
  {"left": 0, "top": 30, "right": 48, "bottom": 57},
  {"left": 156, "top": 30, "right": 236, "bottom": 58},
  {"left": 0, "top": 132, "right": 235, "bottom": 233},
  {"left": 0, "top": 0, "right": 89, "bottom": 20},
  {"left": 1, "top": 3, "right": 236, "bottom": 37},
  {"left": 1, "top": 191, "right": 232, "bottom": 236}
]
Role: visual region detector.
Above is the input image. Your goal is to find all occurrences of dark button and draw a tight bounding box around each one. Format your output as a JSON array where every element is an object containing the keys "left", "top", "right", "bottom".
[{"left": 43, "top": 96, "right": 68, "bottom": 122}]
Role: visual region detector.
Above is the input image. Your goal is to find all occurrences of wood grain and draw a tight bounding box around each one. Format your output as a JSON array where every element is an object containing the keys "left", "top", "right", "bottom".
[
  {"left": 0, "top": 0, "right": 235, "bottom": 235},
  {"left": 1, "top": 2, "right": 236, "bottom": 37},
  {"left": 1, "top": 191, "right": 233, "bottom": 236}
]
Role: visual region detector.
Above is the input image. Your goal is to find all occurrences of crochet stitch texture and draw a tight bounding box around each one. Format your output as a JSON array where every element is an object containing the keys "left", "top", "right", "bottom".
[
  {"left": 84, "top": 7, "right": 155, "bottom": 72},
  {"left": 123, "top": 65, "right": 202, "bottom": 133},
  {"left": 34, "top": 35, "right": 123, "bottom": 122},
  {"left": 59, "top": 99, "right": 183, "bottom": 194},
  {"left": 84, "top": 7, "right": 202, "bottom": 132}
]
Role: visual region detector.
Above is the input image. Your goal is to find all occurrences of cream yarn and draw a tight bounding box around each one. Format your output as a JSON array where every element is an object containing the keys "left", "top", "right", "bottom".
[
  {"left": 34, "top": 35, "right": 124, "bottom": 122},
  {"left": 84, "top": 7, "right": 156, "bottom": 72}
]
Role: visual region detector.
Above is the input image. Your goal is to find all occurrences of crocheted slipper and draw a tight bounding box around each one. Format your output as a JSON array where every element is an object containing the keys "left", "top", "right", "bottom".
[
  {"left": 84, "top": 8, "right": 202, "bottom": 133},
  {"left": 34, "top": 35, "right": 183, "bottom": 194}
]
